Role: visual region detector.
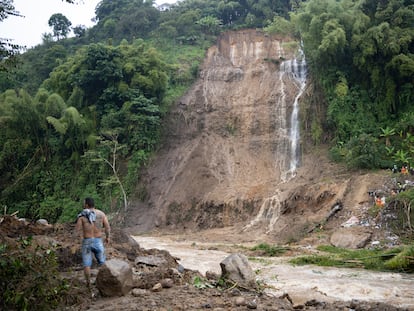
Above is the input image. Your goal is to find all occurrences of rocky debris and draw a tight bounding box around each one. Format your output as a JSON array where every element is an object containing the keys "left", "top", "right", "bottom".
[
  {"left": 96, "top": 259, "right": 133, "bottom": 297},
  {"left": 206, "top": 269, "right": 220, "bottom": 281},
  {"left": 135, "top": 254, "right": 168, "bottom": 267},
  {"left": 346, "top": 299, "right": 409, "bottom": 311},
  {"left": 330, "top": 227, "right": 373, "bottom": 249},
  {"left": 151, "top": 282, "right": 163, "bottom": 292},
  {"left": 1, "top": 212, "right": 413, "bottom": 310},
  {"left": 160, "top": 278, "right": 174, "bottom": 288},
  {"left": 234, "top": 296, "right": 247, "bottom": 306},
  {"left": 131, "top": 288, "right": 147, "bottom": 297},
  {"left": 36, "top": 218, "right": 50, "bottom": 226},
  {"left": 132, "top": 249, "right": 200, "bottom": 291},
  {"left": 0, "top": 215, "right": 54, "bottom": 239},
  {"left": 109, "top": 228, "right": 143, "bottom": 262},
  {"left": 220, "top": 253, "right": 256, "bottom": 288},
  {"left": 341, "top": 215, "right": 360, "bottom": 227},
  {"left": 85, "top": 285, "right": 298, "bottom": 311}
]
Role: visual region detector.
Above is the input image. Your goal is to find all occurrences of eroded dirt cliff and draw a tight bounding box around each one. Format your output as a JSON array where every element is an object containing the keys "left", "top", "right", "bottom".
[{"left": 127, "top": 30, "right": 396, "bottom": 246}]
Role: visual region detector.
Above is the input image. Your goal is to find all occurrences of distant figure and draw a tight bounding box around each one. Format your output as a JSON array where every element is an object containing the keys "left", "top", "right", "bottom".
[
  {"left": 375, "top": 196, "right": 384, "bottom": 207},
  {"left": 76, "top": 197, "right": 111, "bottom": 287},
  {"left": 392, "top": 164, "right": 398, "bottom": 174},
  {"left": 401, "top": 165, "right": 408, "bottom": 175}
]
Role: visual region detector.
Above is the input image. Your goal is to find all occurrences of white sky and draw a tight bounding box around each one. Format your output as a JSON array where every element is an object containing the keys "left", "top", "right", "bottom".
[{"left": 0, "top": 0, "right": 177, "bottom": 48}]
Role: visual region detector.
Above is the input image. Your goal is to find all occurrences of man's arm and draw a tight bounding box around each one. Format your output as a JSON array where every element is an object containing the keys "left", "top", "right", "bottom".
[{"left": 103, "top": 214, "right": 110, "bottom": 243}]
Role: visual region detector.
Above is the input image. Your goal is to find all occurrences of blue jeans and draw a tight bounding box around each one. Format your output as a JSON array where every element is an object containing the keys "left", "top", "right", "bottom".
[{"left": 82, "top": 237, "right": 105, "bottom": 267}]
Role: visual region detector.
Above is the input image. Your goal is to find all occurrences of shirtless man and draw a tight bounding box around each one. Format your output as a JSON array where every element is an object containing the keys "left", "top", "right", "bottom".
[{"left": 76, "top": 197, "right": 111, "bottom": 287}]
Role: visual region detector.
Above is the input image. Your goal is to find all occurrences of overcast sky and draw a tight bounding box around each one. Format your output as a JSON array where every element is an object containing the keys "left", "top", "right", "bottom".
[{"left": 0, "top": 0, "right": 177, "bottom": 48}]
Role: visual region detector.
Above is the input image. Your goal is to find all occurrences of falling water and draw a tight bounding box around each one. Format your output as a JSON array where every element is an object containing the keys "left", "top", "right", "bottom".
[
  {"left": 242, "top": 191, "right": 282, "bottom": 233},
  {"left": 280, "top": 50, "right": 307, "bottom": 177},
  {"left": 243, "top": 49, "right": 307, "bottom": 234},
  {"left": 289, "top": 54, "right": 307, "bottom": 173}
]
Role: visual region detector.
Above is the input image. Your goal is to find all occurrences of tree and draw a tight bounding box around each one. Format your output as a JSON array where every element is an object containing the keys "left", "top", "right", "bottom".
[
  {"left": 1, "top": 0, "right": 77, "bottom": 66},
  {"left": 83, "top": 132, "right": 128, "bottom": 211},
  {"left": 0, "top": 0, "right": 23, "bottom": 70},
  {"left": 47, "top": 105, "right": 90, "bottom": 163},
  {"left": 48, "top": 13, "right": 72, "bottom": 40},
  {"left": 41, "top": 32, "right": 54, "bottom": 44},
  {"left": 197, "top": 15, "right": 222, "bottom": 35},
  {"left": 0, "top": 89, "right": 46, "bottom": 214},
  {"left": 73, "top": 24, "right": 86, "bottom": 37},
  {"left": 264, "top": 16, "right": 295, "bottom": 36},
  {"left": 43, "top": 41, "right": 169, "bottom": 115},
  {"left": 380, "top": 126, "right": 396, "bottom": 147}
]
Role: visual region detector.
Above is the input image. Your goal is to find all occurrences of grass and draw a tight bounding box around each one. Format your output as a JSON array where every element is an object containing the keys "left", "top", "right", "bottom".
[
  {"left": 289, "top": 244, "right": 414, "bottom": 272},
  {"left": 250, "top": 243, "right": 290, "bottom": 256}
]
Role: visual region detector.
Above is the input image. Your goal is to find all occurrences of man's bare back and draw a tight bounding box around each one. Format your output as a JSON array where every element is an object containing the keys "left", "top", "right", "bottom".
[{"left": 77, "top": 209, "right": 109, "bottom": 240}]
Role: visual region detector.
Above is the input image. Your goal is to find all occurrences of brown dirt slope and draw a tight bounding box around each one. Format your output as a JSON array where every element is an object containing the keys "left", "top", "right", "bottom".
[{"left": 124, "top": 30, "right": 402, "bottom": 249}]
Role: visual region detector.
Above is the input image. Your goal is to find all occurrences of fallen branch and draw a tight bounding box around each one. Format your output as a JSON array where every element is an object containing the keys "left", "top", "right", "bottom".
[
  {"left": 308, "top": 201, "right": 343, "bottom": 233},
  {"left": 225, "top": 281, "right": 238, "bottom": 291}
]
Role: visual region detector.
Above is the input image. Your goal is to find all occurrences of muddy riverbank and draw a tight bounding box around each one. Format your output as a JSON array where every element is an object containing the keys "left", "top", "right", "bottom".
[{"left": 135, "top": 235, "right": 414, "bottom": 310}]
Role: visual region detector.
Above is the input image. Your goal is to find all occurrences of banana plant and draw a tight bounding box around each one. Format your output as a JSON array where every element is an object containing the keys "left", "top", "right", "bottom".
[{"left": 393, "top": 149, "right": 412, "bottom": 167}]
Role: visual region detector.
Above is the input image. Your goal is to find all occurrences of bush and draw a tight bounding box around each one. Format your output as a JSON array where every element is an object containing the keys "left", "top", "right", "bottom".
[
  {"left": 0, "top": 237, "right": 69, "bottom": 310},
  {"left": 385, "top": 190, "right": 414, "bottom": 238},
  {"left": 344, "top": 134, "right": 382, "bottom": 169}
]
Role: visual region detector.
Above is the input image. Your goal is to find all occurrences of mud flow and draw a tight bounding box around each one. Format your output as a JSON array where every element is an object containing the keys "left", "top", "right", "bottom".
[{"left": 136, "top": 235, "right": 414, "bottom": 310}]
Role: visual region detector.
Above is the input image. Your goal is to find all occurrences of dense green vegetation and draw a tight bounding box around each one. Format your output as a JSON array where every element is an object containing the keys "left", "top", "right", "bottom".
[
  {"left": 0, "top": 0, "right": 413, "bottom": 224},
  {"left": 290, "top": 0, "right": 414, "bottom": 169}
]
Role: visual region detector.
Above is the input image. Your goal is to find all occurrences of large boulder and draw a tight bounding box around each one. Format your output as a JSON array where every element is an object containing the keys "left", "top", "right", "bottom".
[
  {"left": 220, "top": 253, "right": 256, "bottom": 288},
  {"left": 96, "top": 259, "right": 133, "bottom": 297},
  {"left": 330, "top": 227, "right": 372, "bottom": 249}
]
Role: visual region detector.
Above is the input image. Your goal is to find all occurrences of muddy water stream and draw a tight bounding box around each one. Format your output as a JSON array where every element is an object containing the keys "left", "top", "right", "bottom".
[{"left": 135, "top": 235, "right": 414, "bottom": 310}]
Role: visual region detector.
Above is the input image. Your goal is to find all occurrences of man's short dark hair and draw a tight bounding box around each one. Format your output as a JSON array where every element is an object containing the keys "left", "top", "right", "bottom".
[{"left": 84, "top": 197, "right": 95, "bottom": 208}]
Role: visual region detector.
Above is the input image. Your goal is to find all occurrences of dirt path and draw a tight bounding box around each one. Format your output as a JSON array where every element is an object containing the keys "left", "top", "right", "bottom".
[{"left": 135, "top": 235, "right": 414, "bottom": 310}]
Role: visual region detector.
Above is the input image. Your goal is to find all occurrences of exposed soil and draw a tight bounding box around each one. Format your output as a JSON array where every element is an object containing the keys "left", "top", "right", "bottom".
[
  {"left": 2, "top": 206, "right": 413, "bottom": 311},
  {"left": 1, "top": 142, "right": 414, "bottom": 311},
  {"left": 125, "top": 30, "right": 401, "bottom": 249}
]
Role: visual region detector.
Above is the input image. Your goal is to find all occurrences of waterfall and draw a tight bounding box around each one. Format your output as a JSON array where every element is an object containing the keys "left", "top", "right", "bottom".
[
  {"left": 289, "top": 54, "right": 307, "bottom": 173},
  {"left": 281, "top": 50, "right": 307, "bottom": 178},
  {"left": 243, "top": 49, "right": 307, "bottom": 234},
  {"left": 242, "top": 191, "right": 282, "bottom": 233}
]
